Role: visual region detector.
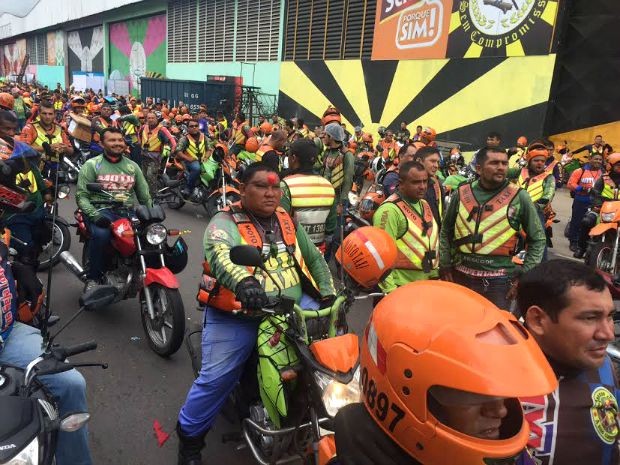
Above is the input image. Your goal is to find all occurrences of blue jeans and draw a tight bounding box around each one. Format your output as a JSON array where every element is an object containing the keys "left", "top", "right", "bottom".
[
  {"left": 184, "top": 160, "right": 201, "bottom": 190},
  {"left": 178, "top": 307, "right": 261, "bottom": 437},
  {"left": 569, "top": 199, "right": 590, "bottom": 244},
  {"left": 6, "top": 205, "right": 45, "bottom": 258},
  {"left": 85, "top": 209, "right": 121, "bottom": 280},
  {"left": 454, "top": 271, "right": 513, "bottom": 311},
  {"left": 0, "top": 322, "right": 91, "bottom": 465}
]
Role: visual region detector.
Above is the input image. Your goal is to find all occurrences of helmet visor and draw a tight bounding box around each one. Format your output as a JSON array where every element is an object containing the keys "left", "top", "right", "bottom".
[{"left": 428, "top": 386, "right": 523, "bottom": 441}]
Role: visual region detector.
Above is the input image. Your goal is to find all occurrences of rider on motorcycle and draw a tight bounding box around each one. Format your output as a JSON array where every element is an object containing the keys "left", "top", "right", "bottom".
[
  {"left": 0, "top": 158, "right": 93, "bottom": 465},
  {"left": 76, "top": 127, "right": 152, "bottom": 292},
  {"left": 333, "top": 280, "right": 557, "bottom": 465},
  {"left": 177, "top": 162, "right": 335, "bottom": 465},
  {"left": 174, "top": 119, "right": 207, "bottom": 199},
  {"left": 90, "top": 103, "right": 117, "bottom": 156},
  {"left": 0, "top": 110, "right": 52, "bottom": 265}
]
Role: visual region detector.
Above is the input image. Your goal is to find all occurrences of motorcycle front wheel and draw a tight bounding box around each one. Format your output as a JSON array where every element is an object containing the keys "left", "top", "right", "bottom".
[
  {"left": 140, "top": 284, "right": 185, "bottom": 357},
  {"left": 38, "top": 219, "right": 71, "bottom": 270},
  {"left": 587, "top": 238, "right": 615, "bottom": 272}
]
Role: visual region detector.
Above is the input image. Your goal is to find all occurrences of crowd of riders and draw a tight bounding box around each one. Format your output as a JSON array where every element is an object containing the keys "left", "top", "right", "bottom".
[{"left": 0, "top": 78, "right": 617, "bottom": 465}]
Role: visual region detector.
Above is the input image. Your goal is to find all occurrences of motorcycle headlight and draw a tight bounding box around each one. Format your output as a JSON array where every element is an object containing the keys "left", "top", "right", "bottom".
[
  {"left": 314, "top": 367, "right": 361, "bottom": 417},
  {"left": 601, "top": 212, "right": 615, "bottom": 223},
  {"left": 146, "top": 223, "right": 167, "bottom": 245},
  {"left": 5, "top": 436, "right": 38, "bottom": 465}
]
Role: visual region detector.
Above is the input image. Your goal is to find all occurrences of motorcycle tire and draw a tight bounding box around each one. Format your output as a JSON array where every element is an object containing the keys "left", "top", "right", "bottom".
[
  {"left": 140, "top": 284, "right": 185, "bottom": 357},
  {"left": 38, "top": 219, "right": 71, "bottom": 270},
  {"left": 586, "top": 239, "right": 615, "bottom": 272},
  {"left": 165, "top": 189, "right": 185, "bottom": 210},
  {"left": 205, "top": 192, "right": 240, "bottom": 218}
]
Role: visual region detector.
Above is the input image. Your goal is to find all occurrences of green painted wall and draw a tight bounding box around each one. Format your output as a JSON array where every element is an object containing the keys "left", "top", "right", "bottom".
[{"left": 166, "top": 61, "right": 281, "bottom": 97}]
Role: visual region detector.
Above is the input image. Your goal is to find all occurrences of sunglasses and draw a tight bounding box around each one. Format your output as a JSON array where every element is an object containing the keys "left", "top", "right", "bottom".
[{"left": 188, "top": 124, "right": 199, "bottom": 128}]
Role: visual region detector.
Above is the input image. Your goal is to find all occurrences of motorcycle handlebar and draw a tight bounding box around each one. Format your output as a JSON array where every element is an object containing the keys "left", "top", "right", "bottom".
[{"left": 58, "top": 340, "right": 98, "bottom": 358}]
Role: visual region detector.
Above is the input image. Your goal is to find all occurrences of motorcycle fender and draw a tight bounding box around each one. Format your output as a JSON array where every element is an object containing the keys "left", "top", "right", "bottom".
[
  {"left": 144, "top": 267, "right": 179, "bottom": 289},
  {"left": 318, "top": 435, "right": 338, "bottom": 465},
  {"left": 589, "top": 223, "right": 618, "bottom": 237},
  {"left": 310, "top": 334, "right": 359, "bottom": 375},
  {"left": 257, "top": 315, "right": 298, "bottom": 429}
]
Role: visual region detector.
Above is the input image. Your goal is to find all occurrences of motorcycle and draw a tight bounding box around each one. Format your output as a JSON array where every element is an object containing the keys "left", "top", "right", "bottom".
[
  {"left": 157, "top": 147, "right": 241, "bottom": 216},
  {"left": 60, "top": 183, "right": 188, "bottom": 357},
  {"left": 586, "top": 197, "right": 620, "bottom": 299},
  {"left": 186, "top": 245, "right": 363, "bottom": 465},
  {"left": 0, "top": 285, "right": 116, "bottom": 465}
]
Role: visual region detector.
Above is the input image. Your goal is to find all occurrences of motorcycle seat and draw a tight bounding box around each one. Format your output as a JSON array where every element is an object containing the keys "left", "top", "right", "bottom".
[{"left": 135, "top": 205, "right": 166, "bottom": 223}]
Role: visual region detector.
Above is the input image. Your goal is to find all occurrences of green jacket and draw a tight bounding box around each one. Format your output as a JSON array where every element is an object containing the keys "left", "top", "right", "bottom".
[
  {"left": 373, "top": 197, "right": 439, "bottom": 292},
  {"left": 204, "top": 210, "right": 335, "bottom": 303},
  {"left": 321, "top": 146, "right": 355, "bottom": 202},
  {"left": 76, "top": 154, "right": 152, "bottom": 220},
  {"left": 439, "top": 180, "right": 545, "bottom": 276}
]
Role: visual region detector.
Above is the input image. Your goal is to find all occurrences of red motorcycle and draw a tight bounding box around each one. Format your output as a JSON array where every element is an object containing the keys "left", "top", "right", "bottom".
[{"left": 61, "top": 183, "right": 188, "bottom": 357}]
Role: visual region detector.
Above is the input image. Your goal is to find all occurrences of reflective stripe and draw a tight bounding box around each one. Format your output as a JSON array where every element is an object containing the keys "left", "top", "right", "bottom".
[
  {"left": 16, "top": 170, "right": 38, "bottom": 194},
  {"left": 386, "top": 194, "right": 438, "bottom": 271},
  {"left": 33, "top": 123, "right": 63, "bottom": 151},
  {"left": 284, "top": 175, "right": 335, "bottom": 244},
  {"left": 232, "top": 120, "right": 249, "bottom": 146},
  {"left": 455, "top": 183, "right": 520, "bottom": 257}
]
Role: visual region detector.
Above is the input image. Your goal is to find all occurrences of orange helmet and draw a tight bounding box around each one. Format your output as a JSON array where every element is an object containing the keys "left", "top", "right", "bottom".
[
  {"left": 525, "top": 143, "right": 548, "bottom": 162},
  {"left": 245, "top": 136, "right": 259, "bottom": 153},
  {"left": 322, "top": 105, "right": 341, "bottom": 126},
  {"left": 175, "top": 115, "right": 183, "bottom": 123},
  {"left": 358, "top": 190, "right": 385, "bottom": 221},
  {"left": 421, "top": 126, "right": 436, "bottom": 142},
  {"left": 362, "top": 133, "right": 373, "bottom": 145},
  {"left": 349, "top": 140, "right": 358, "bottom": 151},
  {"left": 260, "top": 121, "right": 273, "bottom": 135},
  {"left": 22, "top": 92, "right": 31, "bottom": 98},
  {"left": 517, "top": 136, "right": 528, "bottom": 147},
  {"left": 412, "top": 141, "right": 427, "bottom": 151},
  {"left": 360, "top": 281, "right": 557, "bottom": 465},
  {"left": 182, "top": 114, "right": 192, "bottom": 121},
  {"left": 335, "top": 227, "right": 397, "bottom": 288},
  {"left": 0, "top": 93, "right": 14, "bottom": 110}
]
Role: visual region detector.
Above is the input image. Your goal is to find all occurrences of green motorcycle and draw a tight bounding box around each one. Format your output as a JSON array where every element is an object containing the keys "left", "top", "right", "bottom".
[{"left": 186, "top": 245, "right": 363, "bottom": 465}]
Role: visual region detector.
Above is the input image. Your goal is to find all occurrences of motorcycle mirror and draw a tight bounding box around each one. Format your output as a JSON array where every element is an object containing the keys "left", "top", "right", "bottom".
[
  {"left": 230, "top": 245, "right": 264, "bottom": 268},
  {"left": 86, "top": 183, "right": 103, "bottom": 193},
  {"left": 60, "top": 412, "right": 90, "bottom": 432},
  {"left": 79, "top": 285, "right": 118, "bottom": 311},
  {"left": 57, "top": 185, "right": 71, "bottom": 199}
]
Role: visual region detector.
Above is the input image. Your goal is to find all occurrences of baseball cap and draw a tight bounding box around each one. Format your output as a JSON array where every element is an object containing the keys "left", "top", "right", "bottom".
[{"left": 324, "top": 123, "right": 345, "bottom": 143}]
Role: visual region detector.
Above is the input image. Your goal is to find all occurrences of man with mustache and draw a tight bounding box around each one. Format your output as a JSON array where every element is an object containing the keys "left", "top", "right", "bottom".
[{"left": 516, "top": 259, "right": 619, "bottom": 465}]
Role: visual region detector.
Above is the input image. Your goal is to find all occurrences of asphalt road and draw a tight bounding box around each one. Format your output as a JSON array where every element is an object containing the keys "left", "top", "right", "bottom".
[
  {"left": 45, "top": 195, "right": 374, "bottom": 465},
  {"left": 42, "top": 187, "right": 577, "bottom": 465}
]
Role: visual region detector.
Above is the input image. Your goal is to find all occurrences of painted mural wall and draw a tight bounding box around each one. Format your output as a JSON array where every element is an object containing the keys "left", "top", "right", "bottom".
[
  {"left": 2, "top": 39, "right": 26, "bottom": 76},
  {"left": 109, "top": 14, "right": 167, "bottom": 96},
  {"left": 46, "top": 31, "right": 65, "bottom": 66},
  {"left": 68, "top": 26, "right": 104, "bottom": 90},
  {"left": 278, "top": 55, "right": 557, "bottom": 145}
]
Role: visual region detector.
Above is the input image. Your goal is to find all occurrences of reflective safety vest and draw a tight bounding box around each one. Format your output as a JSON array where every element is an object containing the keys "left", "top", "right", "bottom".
[
  {"left": 323, "top": 150, "right": 348, "bottom": 190},
  {"left": 16, "top": 170, "right": 38, "bottom": 194},
  {"left": 215, "top": 118, "right": 228, "bottom": 140},
  {"left": 386, "top": 193, "right": 439, "bottom": 272},
  {"left": 518, "top": 165, "right": 554, "bottom": 203},
  {"left": 454, "top": 183, "right": 520, "bottom": 257},
  {"left": 200, "top": 204, "right": 320, "bottom": 312},
  {"left": 53, "top": 100, "right": 63, "bottom": 111},
  {"left": 232, "top": 120, "right": 249, "bottom": 146},
  {"left": 121, "top": 119, "right": 138, "bottom": 143},
  {"left": 32, "top": 123, "right": 64, "bottom": 161},
  {"left": 141, "top": 125, "right": 163, "bottom": 152},
  {"left": 283, "top": 174, "right": 335, "bottom": 245},
  {"left": 184, "top": 133, "right": 206, "bottom": 160},
  {"left": 602, "top": 175, "right": 619, "bottom": 200}
]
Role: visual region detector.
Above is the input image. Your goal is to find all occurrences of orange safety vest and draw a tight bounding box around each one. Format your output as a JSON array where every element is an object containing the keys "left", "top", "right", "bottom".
[
  {"left": 232, "top": 120, "right": 249, "bottom": 147},
  {"left": 200, "top": 204, "right": 320, "bottom": 312},
  {"left": 386, "top": 193, "right": 439, "bottom": 272},
  {"left": 92, "top": 116, "right": 115, "bottom": 143},
  {"left": 454, "top": 183, "right": 520, "bottom": 257}
]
